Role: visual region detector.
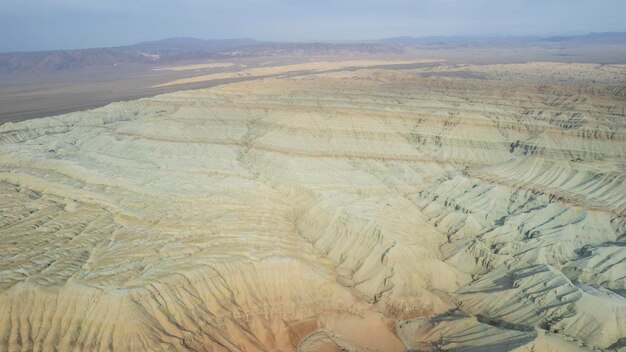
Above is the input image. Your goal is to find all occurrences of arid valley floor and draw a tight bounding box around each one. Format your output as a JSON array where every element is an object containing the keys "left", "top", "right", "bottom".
[{"left": 0, "top": 57, "right": 625, "bottom": 351}]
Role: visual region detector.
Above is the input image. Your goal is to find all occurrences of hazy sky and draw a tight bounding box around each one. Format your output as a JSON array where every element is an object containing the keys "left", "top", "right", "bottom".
[{"left": 1, "top": 0, "right": 625, "bottom": 52}]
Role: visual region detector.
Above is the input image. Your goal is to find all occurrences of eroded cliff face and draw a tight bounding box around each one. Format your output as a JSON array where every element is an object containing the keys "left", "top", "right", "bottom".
[{"left": 0, "top": 62, "right": 624, "bottom": 351}]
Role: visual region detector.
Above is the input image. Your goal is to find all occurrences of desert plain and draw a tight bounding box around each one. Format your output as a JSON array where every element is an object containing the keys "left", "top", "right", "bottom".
[{"left": 0, "top": 56, "right": 625, "bottom": 352}]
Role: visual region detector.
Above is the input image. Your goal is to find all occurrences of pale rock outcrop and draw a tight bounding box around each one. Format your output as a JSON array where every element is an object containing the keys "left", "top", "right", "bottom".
[{"left": 0, "top": 62, "right": 624, "bottom": 351}]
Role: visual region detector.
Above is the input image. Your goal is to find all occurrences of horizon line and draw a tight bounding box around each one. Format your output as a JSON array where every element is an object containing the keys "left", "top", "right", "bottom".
[{"left": 2, "top": 31, "right": 625, "bottom": 55}]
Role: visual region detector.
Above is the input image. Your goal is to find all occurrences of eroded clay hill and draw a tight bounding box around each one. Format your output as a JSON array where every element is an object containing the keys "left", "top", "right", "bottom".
[{"left": 0, "top": 62, "right": 625, "bottom": 351}]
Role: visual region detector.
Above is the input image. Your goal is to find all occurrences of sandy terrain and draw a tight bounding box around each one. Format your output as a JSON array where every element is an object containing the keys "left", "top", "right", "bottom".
[
  {"left": 0, "top": 62, "right": 625, "bottom": 351},
  {"left": 3, "top": 36, "right": 625, "bottom": 125},
  {"left": 153, "top": 59, "right": 443, "bottom": 87},
  {"left": 153, "top": 62, "right": 239, "bottom": 71},
  {"left": 0, "top": 58, "right": 443, "bottom": 124}
]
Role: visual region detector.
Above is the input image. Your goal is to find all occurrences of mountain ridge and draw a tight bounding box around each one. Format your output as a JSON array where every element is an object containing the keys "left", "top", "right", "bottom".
[{"left": 1, "top": 32, "right": 625, "bottom": 73}]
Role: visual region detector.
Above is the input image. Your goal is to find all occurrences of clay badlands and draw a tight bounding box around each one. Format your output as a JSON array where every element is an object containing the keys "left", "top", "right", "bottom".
[{"left": 0, "top": 60, "right": 625, "bottom": 352}]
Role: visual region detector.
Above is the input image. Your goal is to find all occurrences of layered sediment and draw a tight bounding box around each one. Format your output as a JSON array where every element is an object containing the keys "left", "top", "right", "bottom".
[{"left": 0, "top": 62, "right": 624, "bottom": 351}]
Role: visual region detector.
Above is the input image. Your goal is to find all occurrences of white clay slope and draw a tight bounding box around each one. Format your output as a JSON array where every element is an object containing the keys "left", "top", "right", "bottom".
[{"left": 0, "top": 62, "right": 625, "bottom": 351}]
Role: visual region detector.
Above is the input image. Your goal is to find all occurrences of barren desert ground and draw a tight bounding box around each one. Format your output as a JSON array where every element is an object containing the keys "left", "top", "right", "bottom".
[{"left": 0, "top": 60, "right": 625, "bottom": 351}]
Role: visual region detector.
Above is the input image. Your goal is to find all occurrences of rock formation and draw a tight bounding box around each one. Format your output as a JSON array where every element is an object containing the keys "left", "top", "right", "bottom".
[{"left": 0, "top": 62, "right": 624, "bottom": 351}]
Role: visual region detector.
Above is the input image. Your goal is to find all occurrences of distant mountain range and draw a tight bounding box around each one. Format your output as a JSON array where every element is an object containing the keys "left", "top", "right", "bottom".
[
  {"left": 0, "top": 38, "right": 260, "bottom": 73},
  {"left": 1, "top": 32, "right": 624, "bottom": 73},
  {"left": 0, "top": 37, "right": 403, "bottom": 73},
  {"left": 381, "top": 32, "right": 626, "bottom": 47}
]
